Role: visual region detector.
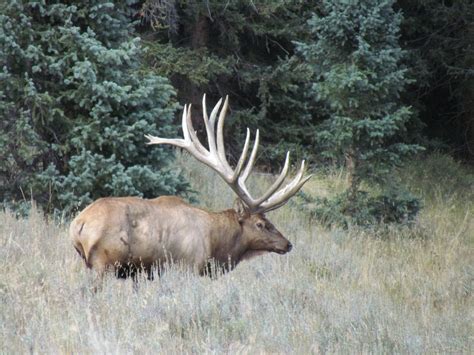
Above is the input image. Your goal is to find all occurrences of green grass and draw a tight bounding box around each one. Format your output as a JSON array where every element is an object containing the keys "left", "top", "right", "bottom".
[{"left": 1, "top": 152, "right": 472, "bottom": 353}]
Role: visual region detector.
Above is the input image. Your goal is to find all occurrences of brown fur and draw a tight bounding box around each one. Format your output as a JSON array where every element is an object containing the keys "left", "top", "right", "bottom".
[{"left": 70, "top": 196, "right": 292, "bottom": 278}]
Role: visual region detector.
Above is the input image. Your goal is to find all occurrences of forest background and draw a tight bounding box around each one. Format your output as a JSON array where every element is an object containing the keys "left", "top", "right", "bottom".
[{"left": 1, "top": 0, "right": 473, "bottom": 222}]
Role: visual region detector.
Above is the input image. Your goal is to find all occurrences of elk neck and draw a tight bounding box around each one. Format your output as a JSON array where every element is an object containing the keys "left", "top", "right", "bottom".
[{"left": 207, "top": 209, "right": 249, "bottom": 265}]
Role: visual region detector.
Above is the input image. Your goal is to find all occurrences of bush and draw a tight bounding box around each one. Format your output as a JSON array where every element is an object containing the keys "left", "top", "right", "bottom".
[{"left": 298, "top": 189, "right": 420, "bottom": 228}]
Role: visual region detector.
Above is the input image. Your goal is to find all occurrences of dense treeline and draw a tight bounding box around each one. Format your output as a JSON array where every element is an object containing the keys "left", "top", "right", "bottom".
[
  {"left": 140, "top": 1, "right": 317, "bottom": 163},
  {"left": 1, "top": 0, "right": 472, "bottom": 223},
  {"left": 400, "top": 0, "right": 474, "bottom": 158},
  {"left": 140, "top": 0, "right": 473, "bottom": 162}
]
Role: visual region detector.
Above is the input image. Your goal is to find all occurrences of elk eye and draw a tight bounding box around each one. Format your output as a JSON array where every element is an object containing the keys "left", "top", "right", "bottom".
[{"left": 256, "top": 222, "right": 265, "bottom": 230}]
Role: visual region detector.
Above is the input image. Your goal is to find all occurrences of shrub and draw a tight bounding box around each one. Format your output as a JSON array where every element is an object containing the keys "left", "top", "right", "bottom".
[{"left": 298, "top": 188, "right": 420, "bottom": 228}]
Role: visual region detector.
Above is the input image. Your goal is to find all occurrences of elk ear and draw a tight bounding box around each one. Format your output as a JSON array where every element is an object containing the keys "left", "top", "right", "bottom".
[{"left": 233, "top": 198, "right": 250, "bottom": 222}]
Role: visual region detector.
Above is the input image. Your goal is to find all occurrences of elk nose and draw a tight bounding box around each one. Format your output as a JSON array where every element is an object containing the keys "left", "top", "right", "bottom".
[{"left": 287, "top": 242, "right": 293, "bottom": 251}]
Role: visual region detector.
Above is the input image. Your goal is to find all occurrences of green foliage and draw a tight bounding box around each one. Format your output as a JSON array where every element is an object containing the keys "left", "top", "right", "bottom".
[
  {"left": 298, "top": 188, "right": 421, "bottom": 228},
  {"left": 144, "top": 42, "right": 234, "bottom": 87},
  {"left": 295, "top": 0, "right": 423, "bottom": 226},
  {"left": 0, "top": 0, "right": 189, "bottom": 215},
  {"left": 140, "top": 0, "right": 319, "bottom": 164}
]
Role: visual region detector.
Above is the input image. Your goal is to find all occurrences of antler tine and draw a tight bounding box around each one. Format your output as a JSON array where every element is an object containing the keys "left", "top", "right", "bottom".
[
  {"left": 240, "top": 129, "right": 260, "bottom": 183},
  {"left": 185, "top": 104, "right": 208, "bottom": 156},
  {"left": 232, "top": 128, "right": 251, "bottom": 182},
  {"left": 145, "top": 108, "right": 189, "bottom": 148},
  {"left": 181, "top": 104, "right": 190, "bottom": 142},
  {"left": 254, "top": 151, "right": 290, "bottom": 206},
  {"left": 256, "top": 160, "right": 313, "bottom": 213},
  {"left": 216, "top": 96, "right": 233, "bottom": 175},
  {"left": 209, "top": 98, "right": 222, "bottom": 128},
  {"left": 202, "top": 94, "right": 216, "bottom": 156},
  {"left": 207, "top": 97, "right": 222, "bottom": 156},
  {"left": 260, "top": 175, "right": 313, "bottom": 213},
  {"left": 145, "top": 133, "right": 188, "bottom": 148}
]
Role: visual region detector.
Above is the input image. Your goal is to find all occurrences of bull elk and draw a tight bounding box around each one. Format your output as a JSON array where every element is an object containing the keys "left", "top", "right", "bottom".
[{"left": 70, "top": 95, "right": 311, "bottom": 279}]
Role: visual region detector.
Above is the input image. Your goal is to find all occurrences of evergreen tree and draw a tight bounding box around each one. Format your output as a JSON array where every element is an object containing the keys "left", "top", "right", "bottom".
[
  {"left": 296, "top": 0, "right": 422, "bottom": 225},
  {"left": 139, "top": 0, "right": 318, "bottom": 165},
  {"left": 0, "top": 0, "right": 189, "bottom": 215}
]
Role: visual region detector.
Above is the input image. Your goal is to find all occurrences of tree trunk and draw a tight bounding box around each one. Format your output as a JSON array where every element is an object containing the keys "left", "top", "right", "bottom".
[
  {"left": 190, "top": 13, "right": 209, "bottom": 105},
  {"left": 345, "top": 145, "right": 360, "bottom": 208},
  {"left": 179, "top": 12, "right": 210, "bottom": 142}
]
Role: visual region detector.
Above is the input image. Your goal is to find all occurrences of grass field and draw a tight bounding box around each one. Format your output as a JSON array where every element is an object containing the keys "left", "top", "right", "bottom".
[{"left": 1, "top": 152, "right": 472, "bottom": 353}]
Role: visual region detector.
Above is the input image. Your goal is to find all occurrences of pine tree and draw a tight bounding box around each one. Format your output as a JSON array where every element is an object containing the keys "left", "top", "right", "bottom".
[
  {"left": 296, "top": 0, "right": 422, "bottom": 225},
  {"left": 0, "top": 0, "right": 189, "bottom": 215},
  {"left": 140, "top": 1, "right": 318, "bottom": 165}
]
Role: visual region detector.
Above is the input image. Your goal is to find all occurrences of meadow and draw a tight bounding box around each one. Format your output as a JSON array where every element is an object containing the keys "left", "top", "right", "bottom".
[{"left": 1, "top": 152, "right": 472, "bottom": 353}]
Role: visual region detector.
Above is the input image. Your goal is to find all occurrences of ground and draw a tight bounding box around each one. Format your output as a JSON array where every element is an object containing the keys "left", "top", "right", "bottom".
[{"left": 0, "top": 152, "right": 472, "bottom": 352}]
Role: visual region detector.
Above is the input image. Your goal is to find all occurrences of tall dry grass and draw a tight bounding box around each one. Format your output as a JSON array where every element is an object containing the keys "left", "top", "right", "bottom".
[{"left": 0, "top": 152, "right": 472, "bottom": 353}]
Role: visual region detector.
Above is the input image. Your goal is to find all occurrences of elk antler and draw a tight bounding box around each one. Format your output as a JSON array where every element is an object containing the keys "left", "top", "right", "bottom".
[{"left": 145, "top": 95, "right": 312, "bottom": 213}]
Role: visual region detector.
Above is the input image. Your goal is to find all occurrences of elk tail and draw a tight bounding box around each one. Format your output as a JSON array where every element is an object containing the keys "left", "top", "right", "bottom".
[{"left": 71, "top": 220, "right": 93, "bottom": 268}]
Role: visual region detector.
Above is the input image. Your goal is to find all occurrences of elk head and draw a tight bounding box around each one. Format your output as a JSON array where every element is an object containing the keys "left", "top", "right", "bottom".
[{"left": 234, "top": 199, "right": 293, "bottom": 259}]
